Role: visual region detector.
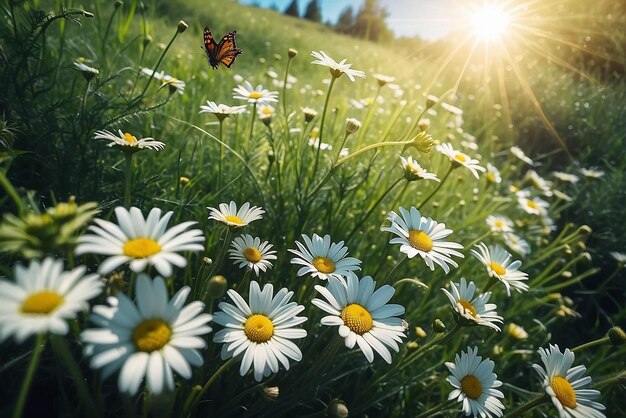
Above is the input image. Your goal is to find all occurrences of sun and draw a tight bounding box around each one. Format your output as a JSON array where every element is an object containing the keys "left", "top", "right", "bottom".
[{"left": 471, "top": 5, "right": 511, "bottom": 41}]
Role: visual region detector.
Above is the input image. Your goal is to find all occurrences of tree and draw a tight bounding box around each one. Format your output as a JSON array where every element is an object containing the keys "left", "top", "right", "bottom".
[
  {"left": 335, "top": 6, "right": 354, "bottom": 34},
  {"left": 303, "top": 0, "right": 321, "bottom": 23},
  {"left": 284, "top": 0, "right": 299, "bottom": 17},
  {"left": 352, "top": 0, "right": 392, "bottom": 42}
]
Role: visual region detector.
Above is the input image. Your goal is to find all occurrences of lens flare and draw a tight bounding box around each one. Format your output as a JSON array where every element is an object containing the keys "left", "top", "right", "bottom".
[{"left": 471, "top": 5, "right": 510, "bottom": 41}]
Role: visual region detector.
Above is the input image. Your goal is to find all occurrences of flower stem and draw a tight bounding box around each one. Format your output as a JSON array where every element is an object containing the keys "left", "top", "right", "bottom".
[
  {"left": 414, "top": 399, "right": 455, "bottom": 418},
  {"left": 247, "top": 102, "right": 257, "bottom": 147},
  {"left": 504, "top": 394, "right": 549, "bottom": 417},
  {"left": 0, "top": 170, "right": 24, "bottom": 215},
  {"left": 571, "top": 336, "right": 611, "bottom": 353},
  {"left": 282, "top": 56, "right": 294, "bottom": 126},
  {"left": 217, "top": 119, "right": 224, "bottom": 190},
  {"left": 312, "top": 77, "right": 336, "bottom": 178},
  {"left": 182, "top": 357, "right": 237, "bottom": 418},
  {"left": 204, "top": 227, "right": 233, "bottom": 298},
  {"left": 417, "top": 164, "right": 453, "bottom": 210},
  {"left": 136, "top": 28, "right": 181, "bottom": 101},
  {"left": 124, "top": 152, "right": 134, "bottom": 208},
  {"left": 13, "top": 333, "right": 46, "bottom": 418},
  {"left": 383, "top": 256, "right": 408, "bottom": 284}
]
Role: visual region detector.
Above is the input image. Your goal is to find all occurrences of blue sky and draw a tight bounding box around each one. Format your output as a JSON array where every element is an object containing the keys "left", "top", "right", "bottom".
[{"left": 239, "top": 0, "right": 458, "bottom": 40}]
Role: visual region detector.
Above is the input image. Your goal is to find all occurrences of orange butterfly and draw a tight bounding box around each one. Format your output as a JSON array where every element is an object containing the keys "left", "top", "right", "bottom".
[{"left": 203, "top": 26, "right": 242, "bottom": 69}]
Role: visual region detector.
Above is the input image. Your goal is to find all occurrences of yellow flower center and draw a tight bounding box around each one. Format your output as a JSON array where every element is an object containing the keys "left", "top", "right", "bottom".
[
  {"left": 244, "top": 247, "right": 262, "bottom": 263},
  {"left": 249, "top": 92, "right": 262, "bottom": 99},
  {"left": 132, "top": 319, "right": 172, "bottom": 352},
  {"left": 123, "top": 132, "right": 138, "bottom": 145},
  {"left": 550, "top": 376, "right": 577, "bottom": 409},
  {"left": 21, "top": 291, "right": 64, "bottom": 314},
  {"left": 494, "top": 220, "right": 504, "bottom": 228},
  {"left": 454, "top": 153, "right": 467, "bottom": 163},
  {"left": 123, "top": 238, "right": 161, "bottom": 258},
  {"left": 408, "top": 230, "right": 433, "bottom": 252},
  {"left": 261, "top": 107, "right": 273, "bottom": 115},
  {"left": 526, "top": 200, "right": 538, "bottom": 210},
  {"left": 458, "top": 299, "right": 477, "bottom": 317},
  {"left": 225, "top": 215, "right": 245, "bottom": 225},
  {"left": 461, "top": 375, "right": 483, "bottom": 400},
  {"left": 312, "top": 257, "right": 336, "bottom": 274},
  {"left": 487, "top": 172, "right": 495, "bottom": 183},
  {"left": 244, "top": 314, "right": 274, "bottom": 343},
  {"left": 489, "top": 261, "right": 506, "bottom": 276},
  {"left": 341, "top": 304, "right": 373, "bottom": 335}
]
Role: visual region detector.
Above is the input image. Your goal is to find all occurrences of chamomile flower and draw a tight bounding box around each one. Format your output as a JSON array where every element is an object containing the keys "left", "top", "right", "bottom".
[
  {"left": 526, "top": 170, "right": 553, "bottom": 196},
  {"left": 229, "top": 234, "right": 277, "bottom": 276},
  {"left": 310, "top": 50, "right": 365, "bottom": 82},
  {"left": 140, "top": 68, "right": 184, "bottom": 94},
  {"left": 399, "top": 156, "right": 440, "bottom": 182},
  {"left": 257, "top": 104, "right": 275, "bottom": 121},
  {"left": 73, "top": 61, "right": 99, "bottom": 80},
  {"left": 75, "top": 206, "right": 205, "bottom": 277},
  {"left": 580, "top": 167, "right": 604, "bottom": 179},
  {"left": 532, "top": 344, "right": 606, "bottom": 418},
  {"left": 436, "top": 142, "right": 486, "bottom": 179},
  {"left": 486, "top": 163, "right": 502, "bottom": 184},
  {"left": 381, "top": 206, "right": 464, "bottom": 274},
  {"left": 611, "top": 252, "right": 626, "bottom": 267},
  {"left": 207, "top": 201, "right": 265, "bottom": 228},
  {"left": 518, "top": 195, "right": 549, "bottom": 216},
  {"left": 486, "top": 215, "right": 513, "bottom": 234},
  {"left": 212, "top": 281, "right": 307, "bottom": 382},
  {"left": 308, "top": 138, "right": 332, "bottom": 151},
  {"left": 232, "top": 81, "right": 279, "bottom": 104},
  {"left": 553, "top": 171, "right": 579, "bottom": 184},
  {"left": 471, "top": 243, "right": 529, "bottom": 296},
  {"left": 442, "top": 277, "right": 503, "bottom": 331},
  {"left": 94, "top": 129, "right": 165, "bottom": 151},
  {"left": 372, "top": 73, "right": 395, "bottom": 86},
  {"left": 81, "top": 275, "right": 212, "bottom": 395},
  {"left": 0, "top": 258, "right": 103, "bottom": 343},
  {"left": 510, "top": 146, "right": 534, "bottom": 165},
  {"left": 312, "top": 273, "right": 407, "bottom": 363},
  {"left": 289, "top": 233, "right": 361, "bottom": 281},
  {"left": 446, "top": 346, "right": 505, "bottom": 418},
  {"left": 199, "top": 100, "right": 247, "bottom": 120},
  {"left": 503, "top": 233, "right": 531, "bottom": 256}
]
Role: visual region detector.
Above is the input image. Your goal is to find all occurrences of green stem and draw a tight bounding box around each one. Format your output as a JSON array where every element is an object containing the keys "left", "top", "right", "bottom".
[
  {"left": 282, "top": 56, "right": 293, "bottom": 126},
  {"left": 247, "top": 103, "right": 257, "bottom": 147},
  {"left": 402, "top": 324, "right": 461, "bottom": 369},
  {"left": 312, "top": 77, "right": 336, "bottom": 178},
  {"left": 504, "top": 394, "right": 549, "bottom": 417},
  {"left": 204, "top": 227, "right": 233, "bottom": 297},
  {"left": 571, "top": 337, "right": 610, "bottom": 353},
  {"left": 383, "top": 256, "right": 408, "bottom": 284},
  {"left": 217, "top": 119, "right": 224, "bottom": 190},
  {"left": 414, "top": 399, "right": 455, "bottom": 418},
  {"left": 124, "top": 152, "right": 134, "bottom": 208},
  {"left": 182, "top": 357, "right": 237, "bottom": 418},
  {"left": 0, "top": 170, "right": 24, "bottom": 215},
  {"left": 596, "top": 370, "right": 626, "bottom": 388},
  {"left": 13, "top": 333, "right": 46, "bottom": 418},
  {"left": 335, "top": 139, "right": 412, "bottom": 167},
  {"left": 417, "top": 164, "right": 453, "bottom": 210},
  {"left": 80, "top": 79, "right": 91, "bottom": 118},
  {"left": 136, "top": 28, "right": 181, "bottom": 101}
]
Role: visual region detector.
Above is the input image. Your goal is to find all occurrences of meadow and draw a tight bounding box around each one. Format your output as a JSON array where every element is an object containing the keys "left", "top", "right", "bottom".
[{"left": 0, "top": 0, "right": 625, "bottom": 417}]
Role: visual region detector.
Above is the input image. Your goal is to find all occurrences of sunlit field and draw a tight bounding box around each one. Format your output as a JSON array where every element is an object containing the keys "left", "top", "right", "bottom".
[{"left": 1, "top": 0, "right": 625, "bottom": 417}]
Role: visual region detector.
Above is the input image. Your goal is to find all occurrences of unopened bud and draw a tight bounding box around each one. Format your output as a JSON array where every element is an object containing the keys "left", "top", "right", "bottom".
[
  {"left": 418, "top": 118, "right": 430, "bottom": 131},
  {"left": 578, "top": 225, "right": 592, "bottom": 235},
  {"left": 302, "top": 107, "right": 318, "bottom": 123},
  {"left": 327, "top": 399, "right": 348, "bottom": 418},
  {"left": 406, "top": 341, "right": 418, "bottom": 350},
  {"left": 408, "top": 131, "right": 434, "bottom": 154},
  {"left": 345, "top": 118, "right": 361, "bottom": 134},
  {"left": 426, "top": 94, "right": 439, "bottom": 109},
  {"left": 177, "top": 20, "right": 188, "bottom": 33},
  {"left": 433, "top": 319, "right": 446, "bottom": 333},
  {"left": 608, "top": 326, "right": 626, "bottom": 345},
  {"left": 206, "top": 275, "right": 227, "bottom": 299},
  {"left": 115, "top": 0, "right": 123, "bottom": 9},
  {"left": 288, "top": 48, "right": 298, "bottom": 58},
  {"left": 415, "top": 326, "right": 427, "bottom": 338},
  {"left": 143, "top": 34, "right": 153, "bottom": 48},
  {"left": 179, "top": 176, "right": 190, "bottom": 185},
  {"left": 262, "top": 386, "right": 279, "bottom": 401}
]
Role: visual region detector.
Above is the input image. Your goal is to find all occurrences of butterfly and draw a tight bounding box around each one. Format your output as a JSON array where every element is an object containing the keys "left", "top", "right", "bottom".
[{"left": 202, "top": 26, "right": 242, "bottom": 69}]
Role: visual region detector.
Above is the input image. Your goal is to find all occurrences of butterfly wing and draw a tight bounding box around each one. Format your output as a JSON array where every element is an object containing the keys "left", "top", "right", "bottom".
[
  {"left": 203, "top": 26, "right": 220, "bottom": 69},
  {"left": 214, "top": 31, "right": 243, "bottom": 68}
]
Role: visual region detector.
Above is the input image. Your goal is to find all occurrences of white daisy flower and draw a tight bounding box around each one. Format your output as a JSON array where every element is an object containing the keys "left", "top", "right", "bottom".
[
  {"left": 503, "top": 233, "right": 531, "bottom": 257},
  {"left": 73, "top": 61, "right": 99, "bottom": 80},
  {"left": 485, "top": 215, "right": 513, "bottom": 233},
  {"left": 308, "top": 137, "right": 332, "bottom": 151},
  {"left": 381, "top": 206, "right": 464, "bottom": 274},
  {"left": 471, "top": 243, "right": 529, "bottom": 296},
  {"left": 446, "top": 346, "right": 505, "bottom": 418},
  {"left": 441, "top": 102, "right": 463, "bottom": 115},
  {"left": 399, "top": 156, "right": 440, "bottom": 182},
  {"left": 0, "top": 258, "right": 103, "bottom": 343},
  {"left": 75, "top": 206, "right": 205, "bottom": 277},
  {"left": 372, "top": 73, "right": 395, "bottom": 86},
  {"left": 199, "top": 100, "right": 247, "bottom": 120},
  {"left": 140, "top": 67, "right": 184, "bottom": 94},
  {"left": 532, "top": 344, "right": 606, "bottom": 418},
  {"left": 611, "top": 252, "right": 626, "bottom": 266},
  {"left": 312, "top": 273, "right": 407, "bottom": 363},
  {"left": 212, "top": 281, "right": 307, "bottom": 382},
  {"left": 301, "top": 107, "right": 318, "bottom": 122},
  {"left": 436, "top": 142, "right": 486, "bottom": 179},
  {"left": 228, "top": 234, "right": 277, "bottom": 276},
  {"left": 310, "top": 50, "right": 365, "bottom": 82},
  {"left": 207, "top": 201, "right": 265, "bottom": 228},
  {"left": 518, "top": 195, "right": 549, "bottom": 216},
  {"left": 81, "top": 275, "right": 212, "bottom": 395},
  {"left": 580, "top": 167, "right": 604, "bottom": 178},
  {"left": 289, "top": 233, "right": 361, "bottom": 281},
  {"left": 94, "top": 129, "right": 165, "bottom": 151},
  {"left": 510, "top": 146, "right": 534, "bottom": 165},
  {"left": 526, "top": 170, "right": 553, "bottom": 196},
  {"left": 486, "top": 163, "right": 502, "bottom": 184},
  {"left": 552, "top": 171, "right": 579, "bottom": 184},
  {"left": 257, "top": 104, "right": 275, "bottom": 121},
  {"left": 232, "top": 81, "right": 279, "bottom": 104},
  {"left": 441, "top": 277, "right": 503, "bottom": 331}
]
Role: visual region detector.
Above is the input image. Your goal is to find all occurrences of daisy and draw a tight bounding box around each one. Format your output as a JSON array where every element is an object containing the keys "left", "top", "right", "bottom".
[
  {"left": 510, "top": 146, "right": 534, "bottom": 165},
  {"left": 94, "top": 129, "right": 165, "bottom": 151},
  {"left": 399, "top": 156, "right": 440, "bottom": 182},
  {"left": 312, "top": 273, "right": 407, "bottom": 363},
  {"left": 140, "top": 68, "right": 184, "bottom": 94},
  {"left": 212, "top": 281, "right": 307, "bottom": 382},
  {"left": 436, "top": 142, "right": 486, "bottom": 179},
  {"left": 232, "top": 81, "right": 279, "bottom": 104},
  {"left": 0, "top": 258, "right": 103, "bottom": 343},
  {"left": 580, "top": 167, "right": 604, "bottom": 178},
  {"left": 73, "top": 61, "right": 99, "bottom": 80},
  {"left": 553, "top": 171, "right": 579, "bottom": 184},
  {"left": 310, "top": 50, "right": 365, "bottom": 82},
  {"left": 471, "top": 243, "right": 529, "bottom": 296},
  {"left": 532, "top": 344, "right": 606, "bottom": 418},
  {"left": 446, "top": 346, "right": 505, "bottom": 418},
  {"left": 81, "top": 275, "right": 212, "bottom": 395},
  {"left": 485, "top": 215, "right": 513, "bottom": 233},
  {"left": 301, "top": 107, "right": 318, "bottom": 122},
  {"left": 199, "top": 100, "right": 247, "bottom": 120},
  {"left": 257, "top": 104, "right": 275, "bottom": 122},
  {"left": 381, "top": 206, "right": 464, "bottom": 274},
  {"left": 441, "top": 277, "right": 503, "bottom": 331},
  {"left": 518, "top": 195, "right": 549, "bottom": 216},
  {"left": 486, "top": 163, "right": 502, "bottom": 184},
  {"left": 289, "top": 233, "right": 361, "bottom": 281},
  {"left": 503, "top": 233, "right": 531, "bottom": 256},
  {"left": 372, "top": 73, "right": 395, "bottom": 86},
  {"left": 308, "top": 138, "right": 332, "bottom": 151},
  {"left": 526, "top": 170, "right": 553, "bottom": 196},
  {"left": 611, "top": 252, "right": 626, "bottom": 266},
  {"left": 207, "top": 201, "right": 265, "bottom": 228},
  {"left": 75, "top": 206, "right": 205, "bottom": 277},
  {"left": 228, "top": 234, "right": 277, "bottom": 276}
]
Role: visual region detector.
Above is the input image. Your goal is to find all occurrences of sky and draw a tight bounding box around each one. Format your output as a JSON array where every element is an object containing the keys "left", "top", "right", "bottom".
[{"left": 238, "top": 0, "right": 458, "bottom": 40}]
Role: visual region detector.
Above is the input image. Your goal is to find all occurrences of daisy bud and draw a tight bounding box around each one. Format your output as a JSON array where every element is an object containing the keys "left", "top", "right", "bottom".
[
  {"left": 206, "top": 275, "right": 227, "bottom": 299},
  {"left": 608, "top": 326, "right": 626, "bottom": 345},
  {"left": 406, "top": 341, "right": 418, "bottom": 350},
  {"left": 506, "top": 323, "right": 528, "bottom": 340},
  {"left": 82, "top": 10, "right": 94, "bottom": 17},
  {"left": 302, "top": 107, "right": 318, "bottom": 123},
  {"left": 143, "top": 34, "right": 153, "bottom": 48},
  {"left": 492, "top": 344, "right": 503, "bottom": 356},
  {"left": 433, "top": 319, "right": 446, "bottom": 333},
  {"left": 115, "top": 0, "right": 123, "bottom": 9},
  {"left": 418, "top": 118, "right": 430, "bottom": 131},
  {"left": 415, "top": 326, "right": 427, "bottom": 338},
  {"left": 408, "top": 131, "right": 434, "bottom": 154},
  {"left": 426, "top": 94, "right": 439, "bottom": 109},
  {"left": 561, "top": 271, "right": 572, "bottom": 279},
  {"left": 327, "top": 399, "right": 348, "bottom": 418},
  {"left": 345, "top": 118, "right": 361, "bottom": 134},
  {"left": 203, "top": 256, "right": 213, "bottom": 265},
  {"left": 179, "top": 176, "right": 190, "bottom": 185},
  {"left": 262, "top": 386, "right": 280, "bottom": 401},
  {"left": 288, "top": 48, "right": 298, "bottom": 58},
  {"left": 575, "top": 241, "right": 587, "bottom": 251},
  {"left": 177, "top": 20, "right": 188, "bottom": 33}
]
